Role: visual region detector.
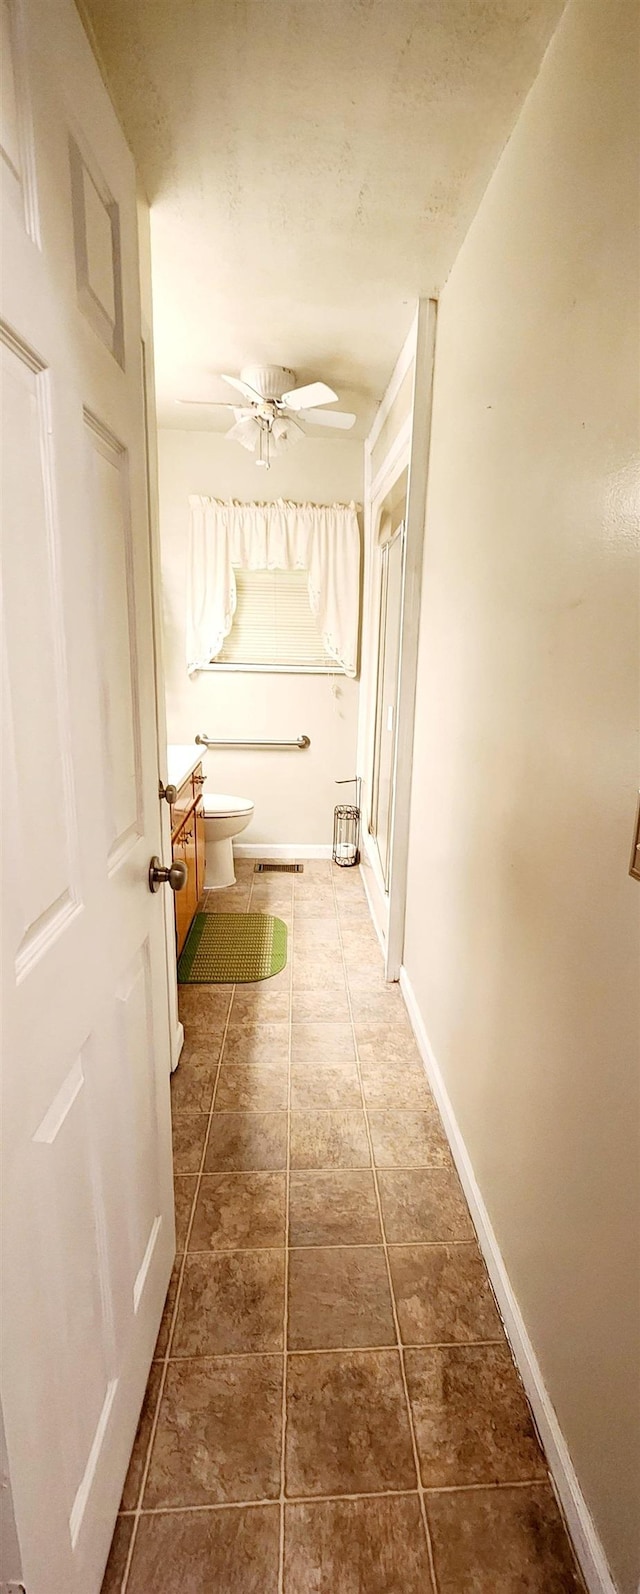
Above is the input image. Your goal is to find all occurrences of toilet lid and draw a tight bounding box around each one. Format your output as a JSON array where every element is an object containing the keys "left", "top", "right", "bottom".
[{"left": 203, "top": 793, "right": 254, "bottom": 818}]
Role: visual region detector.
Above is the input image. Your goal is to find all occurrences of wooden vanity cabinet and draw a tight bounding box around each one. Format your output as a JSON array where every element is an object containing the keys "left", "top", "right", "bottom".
[
  {"left": 173, "top": 827, "right": 191, "bottom": 956},
  {"left": 170, "top": 782, "right": 193, "bottom": 838},
  {"left": 171, "top": 762, "right": 206, "bottom": 956},
  {"left": 195, "top": 800, "right": 206, "bottom": 899}
]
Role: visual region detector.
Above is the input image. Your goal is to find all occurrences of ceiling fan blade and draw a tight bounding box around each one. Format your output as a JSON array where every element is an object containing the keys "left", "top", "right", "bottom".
[
  {"left": 177, "top": 399, "right": 239, "bottom": 408},
  {"left": 299, "top": 407, "right": 356, "bottom": 430},
  {"left": 280, "top": 381, "right": 338, "bottom": 411},
  {"left": 221, "top": 373, "right": 264, "bottom": 403}
]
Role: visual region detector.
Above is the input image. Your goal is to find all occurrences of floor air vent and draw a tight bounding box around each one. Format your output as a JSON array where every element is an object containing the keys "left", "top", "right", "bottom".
[{"left": 254, "top": 862, "right": 304, "bottom": 873}]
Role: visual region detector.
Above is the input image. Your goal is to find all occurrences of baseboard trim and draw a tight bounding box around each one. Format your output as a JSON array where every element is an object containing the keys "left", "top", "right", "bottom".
[
  {"left": 233, "top": 843, "right": 332, "bottom": 860},
  {"left": 399, "top": 964, "right": 618, "bottom": 1594}
]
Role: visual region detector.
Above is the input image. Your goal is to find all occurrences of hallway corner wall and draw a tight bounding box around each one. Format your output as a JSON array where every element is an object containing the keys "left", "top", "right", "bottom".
[{"left": 402, "top": 1, "right": 640, "bottom": 1589}]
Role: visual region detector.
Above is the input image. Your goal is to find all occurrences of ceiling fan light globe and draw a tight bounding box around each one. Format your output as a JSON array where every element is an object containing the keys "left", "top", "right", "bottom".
[
  {"left": 271, "top": 415, "right": 303, "bottom": 451},
  {"left": 226, "top": 414, "right": 260, "bottom": 451}
]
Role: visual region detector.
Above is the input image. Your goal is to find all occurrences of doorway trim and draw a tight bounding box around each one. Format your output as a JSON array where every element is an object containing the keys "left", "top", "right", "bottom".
[
  {"left": 359, "top": 434, "right": 411, "bottom": 944},
  {"left": 359, "top": 298, "right": 438, "bottom": 979},
  {"left": 369, "top": 514, "right": 406, "bottom": 884},
  {"left": 385, "top": 298, "right": 437, "bottom": 978}
]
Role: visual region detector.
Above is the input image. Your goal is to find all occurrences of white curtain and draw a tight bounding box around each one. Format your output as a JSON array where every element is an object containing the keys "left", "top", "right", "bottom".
[{"left": 186, "top": 497, "right": 361, "bottom": 676}]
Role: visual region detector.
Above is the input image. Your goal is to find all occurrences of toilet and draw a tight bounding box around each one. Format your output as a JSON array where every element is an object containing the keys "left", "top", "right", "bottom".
[{"left": 202, "top": 793, "right": 255, "bottom": 889}]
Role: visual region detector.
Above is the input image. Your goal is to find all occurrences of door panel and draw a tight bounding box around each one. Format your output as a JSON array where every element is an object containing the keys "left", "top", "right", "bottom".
[
  {"left": 1, "top": 330, "right": 82, "bottom": 971},
  {"left": 114, "top": 943, "right": 163, "bottom": 1293},
  {"left": 1, "top": 0, "right": 22, "bottom": 182},
  {"left": 1, "top": 0, "right": 39, "bottom": 242},
  {"left": 31, "top": 1042, "right": 115, "bottom": 1546},
  {"left": 1, "top": 3, "right": 175, "bottom": 1591},
  {"left": 69, "top": 135, "right": 124, "bottom": 366},
  {"left": 85, "top": 412, "right": 143, "bottom": 864}
]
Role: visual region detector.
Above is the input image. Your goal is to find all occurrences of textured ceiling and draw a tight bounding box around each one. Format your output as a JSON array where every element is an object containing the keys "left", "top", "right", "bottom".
[{"left": 81, "top": 0, "right": 565, "bottom": 429}]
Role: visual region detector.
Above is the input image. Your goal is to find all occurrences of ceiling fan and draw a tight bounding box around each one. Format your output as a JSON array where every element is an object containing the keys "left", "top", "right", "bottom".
[{"left": 178, "top": 364, "right": 356, "bottom": 468}]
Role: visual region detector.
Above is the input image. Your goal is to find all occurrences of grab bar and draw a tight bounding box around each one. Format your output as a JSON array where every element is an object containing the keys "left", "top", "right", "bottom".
[{"left": 195, "top": 733, "right": 311, "bottom": 751}]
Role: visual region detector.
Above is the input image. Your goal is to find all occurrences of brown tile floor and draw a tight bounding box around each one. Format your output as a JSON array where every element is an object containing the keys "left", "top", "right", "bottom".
[{"left": 102, "top": 859, "right": 586, "bottom": 1594}]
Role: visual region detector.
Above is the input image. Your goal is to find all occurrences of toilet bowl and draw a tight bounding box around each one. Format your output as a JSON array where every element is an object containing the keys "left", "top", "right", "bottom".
[{"left": 202, "top": 793, "right": 254, "bottom": 889}]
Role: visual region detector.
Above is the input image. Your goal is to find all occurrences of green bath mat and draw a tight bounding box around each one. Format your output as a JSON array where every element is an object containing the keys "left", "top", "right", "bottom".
[{"left": 178, "top": 912, "right": 287, "bottom": 984}]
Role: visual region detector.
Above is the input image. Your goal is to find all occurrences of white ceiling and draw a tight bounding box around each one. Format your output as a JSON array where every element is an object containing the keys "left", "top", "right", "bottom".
[{"left": 82, "top": 0, "right": 565, "bottom": 432}]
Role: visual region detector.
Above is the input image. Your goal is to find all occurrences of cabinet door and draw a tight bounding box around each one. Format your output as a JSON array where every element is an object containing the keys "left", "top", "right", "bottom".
[
  {"left": 195, "top": 801, "right": 206, "bottom": 902},
  {"left": 174, "top": 832, "right": 191, "bottom": 956},
  {"left": 170, "top": 778, "right": 194, "bottom": 837},
  {"left": 184, "top": 823, "right": 198, "bottom": 925}
]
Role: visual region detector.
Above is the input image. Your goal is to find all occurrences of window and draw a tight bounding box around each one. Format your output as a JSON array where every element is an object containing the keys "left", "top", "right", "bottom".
[{"left": 213, "top": 568, "right": 338, "bottom": 671}]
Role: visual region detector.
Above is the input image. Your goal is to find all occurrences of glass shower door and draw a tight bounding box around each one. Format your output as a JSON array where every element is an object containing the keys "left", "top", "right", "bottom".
[{"left": 370, "top": 521, "right": 405, "bottom": 888}]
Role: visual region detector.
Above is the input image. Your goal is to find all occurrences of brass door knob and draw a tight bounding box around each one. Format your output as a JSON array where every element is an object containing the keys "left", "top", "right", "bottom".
[
  {"left": 158, "top": 781, "right": 178, "bottom": 805},
  {"left": 149, "top": 856, "right": 188, "bottom": 893}
]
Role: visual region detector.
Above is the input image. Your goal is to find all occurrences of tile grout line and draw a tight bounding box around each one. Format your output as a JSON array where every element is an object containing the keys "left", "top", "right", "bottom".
[
  {"left": 178, "top": 1157, "right": 451, "bottom": 1169},
  {"left": 176, "top": 1241, "right": 493, "bottom": 1256},
  {"left": 154, "top": 1335, "right": 506, "bottom": 1361},
  {"left": 125, "top": 1475, "right": 554, "bottom": 1519},
  {"left": 119, "top": 886, "right": 243, "bottom": 1593},
  {"left": 287, "top": 1235, "right": 478, "bottom": 1249},
  {"left": 330, "top": 870, "right": 441, "bottom": 1594},
  {"left": 277, "top": 876, "right": 294, "bottom": 1594}
]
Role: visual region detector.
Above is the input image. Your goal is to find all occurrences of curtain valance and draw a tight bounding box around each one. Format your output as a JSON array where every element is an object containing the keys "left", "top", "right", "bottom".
[{"left": 186, "top": 497, "right": 360, "bottom": 675}]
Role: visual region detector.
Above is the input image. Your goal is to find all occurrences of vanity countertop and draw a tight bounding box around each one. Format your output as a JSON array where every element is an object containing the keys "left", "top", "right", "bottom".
[{"left": 166, "top": 743, "right": 203, "bottom": 792}]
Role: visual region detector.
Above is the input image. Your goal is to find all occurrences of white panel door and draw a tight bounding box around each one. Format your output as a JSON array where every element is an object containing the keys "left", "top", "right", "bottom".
[{"left": 0, "top": 3, "right": 175, "bottom": 1592}]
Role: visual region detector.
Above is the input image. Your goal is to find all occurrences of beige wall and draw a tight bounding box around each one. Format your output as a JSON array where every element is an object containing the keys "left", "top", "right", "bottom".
[
  {"left": 158, "top": 430, "right": 362, "bottom": 846},
  {"left": 403, "top": 1, "right": 639, "bottom": 1589}
]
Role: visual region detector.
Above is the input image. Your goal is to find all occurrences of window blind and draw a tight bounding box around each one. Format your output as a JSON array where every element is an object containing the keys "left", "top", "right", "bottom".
[{"left": 215, "top": 568, "right": 334, "bottom": 668}]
